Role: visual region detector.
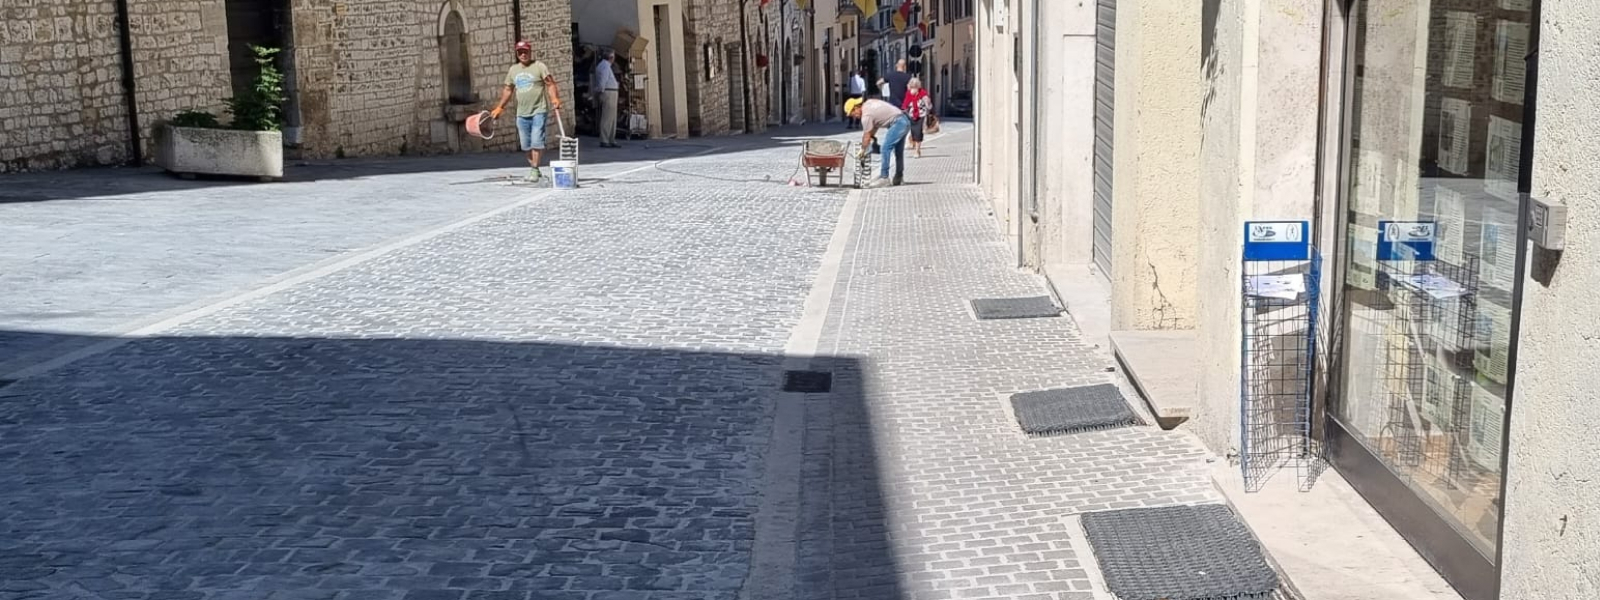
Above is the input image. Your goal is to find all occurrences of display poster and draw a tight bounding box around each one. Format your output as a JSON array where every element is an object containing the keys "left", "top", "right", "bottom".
[
  {"left": 1354, "top": 149, "right": 1384, "bottom": 216},
  {"left": 1480, "top": 221, "right": 1519, "bottom": 292},
  {"left": 1493, "top": 21, "right": 1530, "bottom": 105},
  {"left": 1438, "top": 99, "right": 1472, "bottom": 175},
  {"left": 1468, "top": 385, "right": 1505, "bottom": 470},
  {"left": 1434, "top": 185, "right": 1467, "bottom": 265},
  {"left": 1485, "top": 116, "right": 1522, "bottom": 185},
  {"left": 1474, "top": 300, "right": 1513, "bottom": 385},
  {"left": 1442, "top": 12, "right": 1477, "bottom": 89}
]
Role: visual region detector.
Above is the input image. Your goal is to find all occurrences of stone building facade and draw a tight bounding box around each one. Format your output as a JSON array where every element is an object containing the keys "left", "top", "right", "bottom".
[
  {"left": 0, "top": 0, "right": 232, "bottom": 173},
  {"left": 288, "top": 0, "right": 573, "bottom": 160},
  {"left": 1, "top": 0, "right": 573, "bottom": 172}
]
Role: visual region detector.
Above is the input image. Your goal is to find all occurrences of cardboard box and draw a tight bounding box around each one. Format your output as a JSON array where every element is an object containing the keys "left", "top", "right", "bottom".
[{"left": 613, "top": 27, "right": 650, "bottom": 59}]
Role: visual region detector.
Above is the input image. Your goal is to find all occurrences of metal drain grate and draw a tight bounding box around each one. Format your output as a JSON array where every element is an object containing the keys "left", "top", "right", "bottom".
[
  {"left": 1010, "top": 384, "right": 1139, "bottom": 436},
  {"left": 1082, "top": 504, "right": 1280, "bottom": 600},
  {"left": 782, "top": 371, "right": 833, "bottom": 393},
  {"left": 971, "top": 296, "right": 1061, "bottom": 320}
]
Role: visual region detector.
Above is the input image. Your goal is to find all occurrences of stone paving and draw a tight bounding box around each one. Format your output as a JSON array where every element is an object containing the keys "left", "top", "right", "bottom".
[
  {"left": 0, "top": 121, "right": 1230, "bottom": 600},
  {"left": 796, "top": 132, "right": 1221, "bottom": 600},
  {"left": 0, "top": 129, "right": 855, "bottom": 600},
  {"left": 0, "top": 136, "right": 763, "bottom": 371}
]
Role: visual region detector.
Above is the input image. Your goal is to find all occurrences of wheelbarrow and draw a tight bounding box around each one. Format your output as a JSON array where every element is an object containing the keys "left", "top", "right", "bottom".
[{"left": 799, "top": 139, "right": 851, "bottom": 187}]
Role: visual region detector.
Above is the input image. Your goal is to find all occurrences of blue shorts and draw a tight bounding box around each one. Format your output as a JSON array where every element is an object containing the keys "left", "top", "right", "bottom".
[{"left": 516, "top": 112, "right": 548, "bottom": 151}]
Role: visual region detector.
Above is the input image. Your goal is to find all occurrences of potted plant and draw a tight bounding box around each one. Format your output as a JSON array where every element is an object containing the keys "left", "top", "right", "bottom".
[{"left": 159, "top": 45, "right": 286, "bottom": 180}]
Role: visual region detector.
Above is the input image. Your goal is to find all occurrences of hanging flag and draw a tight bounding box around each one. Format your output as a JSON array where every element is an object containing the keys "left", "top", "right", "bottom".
[
  {"left": 853, "top": 0, "right": 877, "bottom": 18},
  {"left": 892, "top": 0, "right": 911, "bottom": 33}
]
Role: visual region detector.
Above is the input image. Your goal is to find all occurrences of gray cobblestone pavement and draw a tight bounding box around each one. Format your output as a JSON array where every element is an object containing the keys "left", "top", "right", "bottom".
[
  {"left": 797, "top": 129, "right": 1221, "bottom": 600},
  {"left": 0, "top": 121, "right": 1229, "bottom": 600},
  {"left": 0, "top": 134, "right": 801, "bottom": 372},
  {"left": 0, "top": 128, "right": 855, "bottom": 600}
]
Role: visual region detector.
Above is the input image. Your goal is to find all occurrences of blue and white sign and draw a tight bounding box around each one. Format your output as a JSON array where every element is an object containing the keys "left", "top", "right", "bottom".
[
  {"left": 1242, "top": 221, "right": 1311, "bottom": 261},
  {"left": 1377, "top": 220, "right": 1437, "bottom": 261}
]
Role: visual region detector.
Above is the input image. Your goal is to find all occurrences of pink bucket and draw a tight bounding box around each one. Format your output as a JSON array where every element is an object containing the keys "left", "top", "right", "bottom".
[{"left": 465, "top": 111, "right": 495, "bottom": 139}]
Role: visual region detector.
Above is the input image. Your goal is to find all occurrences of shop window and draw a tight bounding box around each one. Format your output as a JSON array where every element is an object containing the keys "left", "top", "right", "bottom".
[{"left": 1332, "top": 0, "right": 1535, "bottom": 566}]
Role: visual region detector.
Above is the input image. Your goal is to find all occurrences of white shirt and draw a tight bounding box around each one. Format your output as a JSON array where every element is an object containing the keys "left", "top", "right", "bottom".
[
  {"left": 593, "top": 59, "right": 618, "bottom": 91},
  {"left": 849, "top": 74, "right": 866, "bottom": 94}
]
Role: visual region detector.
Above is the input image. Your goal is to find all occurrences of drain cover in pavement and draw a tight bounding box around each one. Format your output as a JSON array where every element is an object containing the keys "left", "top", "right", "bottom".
[
  {"left": 782, "top": 370, "right": 833, "bottom": 393},
  {"left": 1010, "top": 384, "right": 1138, "bottom": 436},
  {"left": 1082, "top": 504, "right": 1279, "bottom": 600},
  {"left": 971, "top": 296, "right": 1060, "bottom": 320}
]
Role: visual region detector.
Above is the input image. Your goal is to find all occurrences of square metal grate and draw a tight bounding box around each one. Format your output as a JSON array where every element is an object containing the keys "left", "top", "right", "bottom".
[
  {"left": 971, "top": 296, "right": 1061, "bottom": 320},
  {"left": 782, "top": 370, "right": 833, "bottom": 393},
  {"left": 1010, "top": 384, "right": 1139, "bottom": 436},
  {"left": 1081, "top": 504, "right": 1280, "bottom": 600}
]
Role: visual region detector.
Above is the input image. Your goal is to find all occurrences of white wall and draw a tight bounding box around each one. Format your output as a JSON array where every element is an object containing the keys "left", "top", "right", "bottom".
[
  {"left": 1499, "top": 4, "right": 1600, "bottom": 598},
  {"left": 1027, "top": 0, "right": 1096, "bottom": 274},
  {"left": 573, "top": 0, "right": 641, "bottom": 45}
]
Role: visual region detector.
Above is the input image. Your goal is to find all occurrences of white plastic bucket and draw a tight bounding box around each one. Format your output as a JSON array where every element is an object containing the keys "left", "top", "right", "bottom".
[{"left": 551, "top": 160, "right": 578, "bottom": 190}]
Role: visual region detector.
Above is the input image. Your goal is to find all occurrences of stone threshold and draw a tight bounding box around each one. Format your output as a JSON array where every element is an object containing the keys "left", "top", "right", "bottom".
[
  {"left": 1109, "top": 329, "right": 1197, "bottom": 429},
  {"left": 1211, "top": 461, "right": 1466, "bottom": 600}
]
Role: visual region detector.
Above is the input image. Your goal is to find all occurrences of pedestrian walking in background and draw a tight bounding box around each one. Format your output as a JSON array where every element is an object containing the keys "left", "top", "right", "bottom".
[
  {"left": 846, "top": 97, "right": 911, "bottom": 188},
  {"left": 878, "top": 60, "right": 914, "bottom": 185},
  {"left": 847, "top": 70, "right": 867, "bottom": 130},
  {"left": 592, "top": 48, "right": 621, "bottom": 148},
  {"left": 903, "top": 77, "right": 931, "bottom": 159},
  {"left": 491, "top": 40, "right": 563, "bottom": 183}
]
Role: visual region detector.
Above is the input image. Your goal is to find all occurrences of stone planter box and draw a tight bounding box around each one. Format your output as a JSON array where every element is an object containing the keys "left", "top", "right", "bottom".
[{"left": 158, "top": 125, "right": 284, "bottom": 180}]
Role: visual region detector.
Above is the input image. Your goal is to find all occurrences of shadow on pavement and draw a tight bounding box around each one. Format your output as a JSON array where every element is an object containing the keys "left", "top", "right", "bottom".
[
  {"left": 0, "top": 123, "right": 865, "bottom": 206},
  {"left": 0, "top": 330, "right": 904, "bottom": 600}
]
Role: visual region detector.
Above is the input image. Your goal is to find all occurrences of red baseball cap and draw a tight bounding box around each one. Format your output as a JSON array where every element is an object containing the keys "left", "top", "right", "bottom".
[{"left": 514, "top": 40, "right": 532, "bottom": 53}]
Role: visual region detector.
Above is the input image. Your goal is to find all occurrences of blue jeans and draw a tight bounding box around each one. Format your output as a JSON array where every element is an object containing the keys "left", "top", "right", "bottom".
[
  {"left": 516, "top": 112, "right": 548, "bottom": 151},
  {"left": 878, "top": 115, "right": 911, "bottom": 179}
]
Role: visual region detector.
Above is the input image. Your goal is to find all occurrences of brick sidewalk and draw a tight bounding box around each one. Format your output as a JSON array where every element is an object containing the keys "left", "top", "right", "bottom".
[{"left": 796, "top": 128, "right": 1222, "bottom": 600}]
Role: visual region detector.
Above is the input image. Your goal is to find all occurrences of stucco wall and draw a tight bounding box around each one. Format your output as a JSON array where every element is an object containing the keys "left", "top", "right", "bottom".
[
  {"left": 1108, "top": 0, "right": 1202, "bottom": 331},
  {"left": 1499, "top": 4, "right": 1600, "bottom": 598},
  {"left": 1192, "top": 0, "right": 1323, "bottom": 455},
  {"left": 0, "top": 0, "right": 231, "bottom": 172}
]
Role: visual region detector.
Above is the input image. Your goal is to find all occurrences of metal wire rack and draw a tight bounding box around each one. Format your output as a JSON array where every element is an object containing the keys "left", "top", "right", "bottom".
[{"left": 1239, "top": 223, "right": 1321, "bottom": 493}]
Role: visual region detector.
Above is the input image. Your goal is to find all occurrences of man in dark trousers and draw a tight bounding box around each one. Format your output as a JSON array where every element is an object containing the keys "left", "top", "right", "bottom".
[{"left": 877, "top": 60, "right": 914, "bottom": 186}]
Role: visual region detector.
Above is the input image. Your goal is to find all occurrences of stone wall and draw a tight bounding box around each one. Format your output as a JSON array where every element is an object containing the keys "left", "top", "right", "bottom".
[
  {"left": 288, "top": 0, "right": 574, "bottom": 159},
  {"left": 682, "top": 0, "right": 740, "bottom": 136},
  {"left": 0, "top": 0, "right": 230, "bottom": 173}
]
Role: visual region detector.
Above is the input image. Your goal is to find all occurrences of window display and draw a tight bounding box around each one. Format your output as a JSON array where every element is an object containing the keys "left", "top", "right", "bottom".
[{"left": 1335, "top": 0, "right": 1531, "bottom": 558}]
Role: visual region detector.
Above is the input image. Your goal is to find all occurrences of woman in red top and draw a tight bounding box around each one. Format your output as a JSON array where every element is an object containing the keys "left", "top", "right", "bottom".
[{"left": 902, "top": 77, "right": 931, "bottom": 159}]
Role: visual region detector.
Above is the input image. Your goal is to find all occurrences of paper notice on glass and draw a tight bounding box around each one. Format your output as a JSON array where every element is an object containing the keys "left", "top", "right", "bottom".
[
  {"left": 1493, "top": 21, "right": 1530, "bottom": 105},
  {"left": 1442, "top": 12, "right": 1476, "bottom": 89},
  {"left": 1499, "top": 0, "right": 1531, "bottom": 11},
  {"left": 1438, "top": 99, "right": 1472, "bottom": 175},
  {"left": 1434, "top": 185, "right": 1466, "bottom": 264},
  {"left": 1246, "top": 274, "right": 1306, "bottom": 300},
  {"left": 1486, "top": 116, "right": 1523, "bottom": 185},
  {"left": 1400, "top": 273, "right": 1467, "bottom": 300},
  {"left": 1354, "top": 149, "right": 1384, "bottom": 216}
]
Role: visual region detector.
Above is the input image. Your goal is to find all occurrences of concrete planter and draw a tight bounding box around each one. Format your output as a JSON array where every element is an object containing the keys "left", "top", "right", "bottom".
[{"left": 159, "top": 125, "right": 284, "bottom": 180}]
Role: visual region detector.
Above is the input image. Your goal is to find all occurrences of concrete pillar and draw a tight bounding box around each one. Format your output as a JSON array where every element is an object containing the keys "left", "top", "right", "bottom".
[
  {"left": 1191, "top": 0, "right": 1324, "bottom": 454},
  {"left": 1107, "top": 0, "right": 1203, "bottom": 331}
]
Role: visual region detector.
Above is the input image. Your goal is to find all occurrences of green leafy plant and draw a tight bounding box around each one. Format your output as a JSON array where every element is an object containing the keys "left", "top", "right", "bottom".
[
  {"left": 225, "top": 45, "right": 286, "bottom": 132},
  {"left": 171, "top": 109, "right": 221, "bottom": 129}
]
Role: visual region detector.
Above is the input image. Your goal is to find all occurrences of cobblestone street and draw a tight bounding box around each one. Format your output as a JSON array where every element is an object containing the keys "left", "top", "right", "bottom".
[{"left": 0, "top": 123, "right": 1220, "bottom": 600}]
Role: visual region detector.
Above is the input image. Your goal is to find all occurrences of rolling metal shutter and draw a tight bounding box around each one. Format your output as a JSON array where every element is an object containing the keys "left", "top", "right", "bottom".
[{"left": 1091, "top": 0, "right": 1116, "bottom": 277}]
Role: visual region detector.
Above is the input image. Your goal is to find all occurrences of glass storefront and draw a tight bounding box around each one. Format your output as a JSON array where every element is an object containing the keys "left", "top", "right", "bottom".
[{"left": 1330, "top": 0, "right": 1534, "bottom": 594}]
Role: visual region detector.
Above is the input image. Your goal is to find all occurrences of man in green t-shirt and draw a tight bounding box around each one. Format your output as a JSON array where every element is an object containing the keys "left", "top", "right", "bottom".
[{"left": 491, "top": 40, "right": 563, "bottom": 183}]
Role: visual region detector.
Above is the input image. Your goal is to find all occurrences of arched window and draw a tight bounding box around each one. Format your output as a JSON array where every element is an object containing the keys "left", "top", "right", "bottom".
[{"left": 439, "top": 6, "right": 473, "bottom": 105}]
